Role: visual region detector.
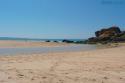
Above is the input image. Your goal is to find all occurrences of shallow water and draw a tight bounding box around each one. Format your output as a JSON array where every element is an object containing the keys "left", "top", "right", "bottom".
[{"left": 0, "top": 44, "right": 96, "bottom": 56}]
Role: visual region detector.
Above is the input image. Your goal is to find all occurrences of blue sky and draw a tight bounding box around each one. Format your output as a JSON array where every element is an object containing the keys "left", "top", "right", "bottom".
[{"left": 0, "top": 0, "right": 125, "bottom": 39}]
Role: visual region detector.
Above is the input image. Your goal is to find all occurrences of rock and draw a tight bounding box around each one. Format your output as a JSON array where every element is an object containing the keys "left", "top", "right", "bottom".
[
  {"left": 53, "top": 41, "right": 58, "bottom": 43},
  {"left": 95, "top": 26, "right": 121, "bottom": 38},
  {"left": 95, "top": 31, "right": 100, "bottom": 37},
  {"left": 62, "top": 40, "right": 74, "bottom": 43},
  {"left": 87, "top": 37, "right": 111, "bottom": 44},
  {"left": 87, "top": 26, "right": 125, "bottom": 44},
  {"left": 75, "top": 41, "right": 86, "bottom": 44},
  {"left": 111, "top": 37, "right": 125, "bottom": 42},
  {"left": 88, "top": 37, "right": 98, "bottom": 42},
  {"left": 62, "top": 39, "right": 86, "bottom": 44},
  {"left": 45, "top": 40, "right": 50, "bottom": 42}
]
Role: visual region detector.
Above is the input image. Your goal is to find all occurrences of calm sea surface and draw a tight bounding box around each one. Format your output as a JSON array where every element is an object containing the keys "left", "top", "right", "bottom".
[{"left": 0, "top": 37, "right": 85, "bottom": 42}]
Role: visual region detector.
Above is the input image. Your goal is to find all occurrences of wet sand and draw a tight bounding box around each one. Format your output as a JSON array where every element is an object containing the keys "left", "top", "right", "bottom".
[
  {"left": 0, "top": 45, "right": 125, "bottom": 83},
  {"left": 0, "top": 40, "right": 71, "bottom": 48}
]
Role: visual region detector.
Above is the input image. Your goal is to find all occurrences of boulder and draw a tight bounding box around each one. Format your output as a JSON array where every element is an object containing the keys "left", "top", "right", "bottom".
[
  {"left": 87, "top": 26, "right": 125, "bottom": 44},
  {"left": 95, "top": 26, "right": 121, "bottom": 38},
  {"left": 62, "top": 40, "right": 74, "bottom": 43},
  {"left": 87, "top": 37, "right": 111, "bottom": 44}
]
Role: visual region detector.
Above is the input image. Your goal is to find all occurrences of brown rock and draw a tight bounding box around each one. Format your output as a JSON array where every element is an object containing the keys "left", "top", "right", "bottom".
[{"left": 95, "top": 26, "right": 121, "bottom": 38}]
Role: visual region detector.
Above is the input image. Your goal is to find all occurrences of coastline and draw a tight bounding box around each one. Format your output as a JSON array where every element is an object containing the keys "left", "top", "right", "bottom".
[
  {"left": 0, "top": 40, "right": 97, "bottom": 56},
  {"left": 0, "top": 40, "right": 74, "bottom": 48},
  {"left": 0, "top": 43, "right": 125, "bottom": 83}
]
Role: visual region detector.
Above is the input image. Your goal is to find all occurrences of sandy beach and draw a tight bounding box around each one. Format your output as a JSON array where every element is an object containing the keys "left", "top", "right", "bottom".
[
  {"left": 0, "top": 0, "right": 125, "bottom": 82},
  {"left": 0, "top": 42, "right": 125, "bottom": 83}
]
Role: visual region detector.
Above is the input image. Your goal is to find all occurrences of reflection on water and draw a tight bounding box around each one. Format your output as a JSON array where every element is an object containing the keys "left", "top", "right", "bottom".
[{"left": 0, "top": 44, "right": 96, "bottom": 56}]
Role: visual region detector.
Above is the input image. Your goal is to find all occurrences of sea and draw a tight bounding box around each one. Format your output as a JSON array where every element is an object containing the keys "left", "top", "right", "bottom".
[{"left": 0, "top": 37, "right": 85, "bottom": 42}]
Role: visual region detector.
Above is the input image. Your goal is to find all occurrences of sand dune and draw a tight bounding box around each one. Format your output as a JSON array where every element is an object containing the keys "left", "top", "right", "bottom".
[{"left": 0, "top": 46, "right": 125, "bottom": 83}]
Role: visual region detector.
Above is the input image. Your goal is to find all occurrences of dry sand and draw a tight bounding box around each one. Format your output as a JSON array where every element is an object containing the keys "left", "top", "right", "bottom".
[{"left": 0, "top": 45, "right": 125, "bottom": 83}]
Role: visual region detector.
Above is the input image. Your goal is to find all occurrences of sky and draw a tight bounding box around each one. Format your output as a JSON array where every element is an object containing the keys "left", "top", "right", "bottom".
[{"left": 0, "top": 0, "right": 125, "bottom": 39}]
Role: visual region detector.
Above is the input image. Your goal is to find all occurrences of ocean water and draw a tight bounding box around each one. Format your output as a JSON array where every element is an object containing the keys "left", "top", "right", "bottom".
[
  {"left": 0, "top": 44, "right": 96, "bottom": 56},
  {"left": 0, "top": 37, "right": 85, "bottom": 42}
]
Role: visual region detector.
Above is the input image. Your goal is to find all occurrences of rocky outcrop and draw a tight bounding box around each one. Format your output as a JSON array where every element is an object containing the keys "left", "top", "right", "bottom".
[
  {"left": 95, "top": 26, "right": 121, "bottom": 38},
  {"left": 87, "top": 26, "right": 125, "bottom": 44},
  {"left": 62, "top": 40, "right": 74, "bottom": 43}
]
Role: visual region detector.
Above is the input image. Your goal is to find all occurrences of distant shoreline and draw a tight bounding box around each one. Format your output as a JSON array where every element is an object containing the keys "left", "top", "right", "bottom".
[{"left": 0, "top": 40, "right": 76, "bottom": 48}]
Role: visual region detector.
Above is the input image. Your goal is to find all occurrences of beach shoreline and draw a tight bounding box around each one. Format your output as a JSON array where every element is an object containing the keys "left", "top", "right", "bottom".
[
  {"left": 0, "top": 43, "right": 125, "bottom": 83},
  {"left": 0, "top": 40, "right": 76, "bottom": 48},
  {"left": 0, "top": 40, "right": 97, "bottom": 56}
]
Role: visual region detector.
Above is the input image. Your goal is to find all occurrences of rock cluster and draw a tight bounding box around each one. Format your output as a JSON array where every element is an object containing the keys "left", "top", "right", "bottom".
[
  {"left": 62, "top": 40, "right": 74, "bottom": 43},
  {"left": 87, "top": 26, "right": 125, "bottom": 44}
]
